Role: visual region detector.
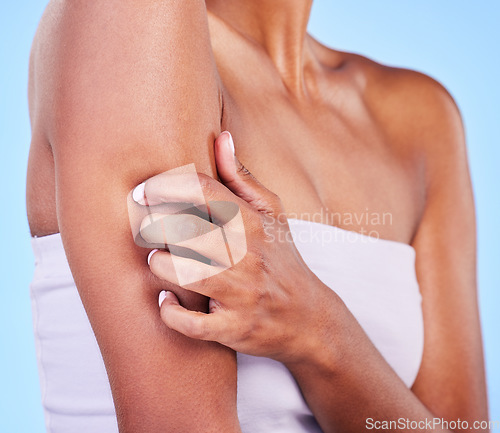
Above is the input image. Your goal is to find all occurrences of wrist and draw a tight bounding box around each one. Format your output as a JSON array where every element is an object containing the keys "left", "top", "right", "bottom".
[{"left": 284, "top": 282, "right": 346, "bottom": 376}]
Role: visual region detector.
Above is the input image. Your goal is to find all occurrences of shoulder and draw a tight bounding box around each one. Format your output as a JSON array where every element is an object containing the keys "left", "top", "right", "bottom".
[
  {"left": 316, "top": 40, "right": 467, "bottom": 191},
  {"left": 353, "top": 55, "right": 470, "bottom": 208},
  {"left": 363, "top": 59, "right": 465, "bottom": 153},
  {"left": 345, "top": 52, "right": 472, "bottom": 220},
  {"left": 352, "top": 54, "right": 465, "bottom": 162},
  {"left": 31, "top": 0, "right": 222, "bottom": 171},
  {"left": 312, "top": 37, "right": 465, "bottom": 155}
]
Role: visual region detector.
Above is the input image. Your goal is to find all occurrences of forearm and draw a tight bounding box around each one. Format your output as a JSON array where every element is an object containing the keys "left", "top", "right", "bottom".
[{"left": 285, "top": 298, "right": 451, "bottom": 433}]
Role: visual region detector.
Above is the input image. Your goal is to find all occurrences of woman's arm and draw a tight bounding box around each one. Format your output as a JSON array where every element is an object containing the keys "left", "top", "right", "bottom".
[
  {"left": 407, "top": 73, "right": 488, "bottom": 426},
  {"left": 31, "top": 1, "right": 240, "bottom": 431},
  {"left": 276, "top": 73, "right": 488, "bottom": 432},
  {"left": 288, "top": 72, "right": 489, "bottom": 432}
]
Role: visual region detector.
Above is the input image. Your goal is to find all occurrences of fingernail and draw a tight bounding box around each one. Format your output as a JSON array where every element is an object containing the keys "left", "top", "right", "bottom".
[
  {"left": 147, "top": 249, "right": 158, "bottom": 265},
  {"left": 158, "top": 290, "right": 167, "bottom": 307},
  {"left": 132, "top": 182, "right": 146, "bottom": 204},
  {"left": 225, "top": 131, "right": 235, "bottom": 156}
]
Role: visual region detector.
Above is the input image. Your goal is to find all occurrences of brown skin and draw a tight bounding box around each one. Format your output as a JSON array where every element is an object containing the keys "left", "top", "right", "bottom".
[{"left": 26, "top": 0, "right": 488, "bottom": 431}]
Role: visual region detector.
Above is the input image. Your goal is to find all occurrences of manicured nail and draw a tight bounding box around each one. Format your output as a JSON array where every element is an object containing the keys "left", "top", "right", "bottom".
[
  {"left": 225, "top": 131, "right": 235, "bottom": 156},
  {"left": 158, "top": 290, "right": 167, "bottom": 307},
  {"left": 147, "top": 249, "right": 158, "bottom": 265},
  {"left": 132, "top": 182, "right": 146, "bottom": 204}
]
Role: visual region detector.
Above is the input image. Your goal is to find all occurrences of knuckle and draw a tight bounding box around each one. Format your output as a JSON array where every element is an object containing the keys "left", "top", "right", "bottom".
[
  {"left": 268, "top": 192, "right": 283, "bottom": 211},
  {"left": 236, "top": 163, "right": 252, "bottom": 178},
  {"left": 197, "top": 173, "right": 215, "bottom": 194},
  {"left": 237, "top": 311, "right": 263, "bottom": 343},
  {"left": 238, "top": 323, "right": 254, "bottom": 343},
  {"left": 206, "top": 280, "right": 222, "bottom": 298},
  {"left": 208, "top": 298, "right": 222, "bottom": 313},
  {"left": 248, "top": 247, "right": 270, "bottom": 274},
  {"left": 260, "top": 211, "right": 275, "bottom": 229},
  {"left": 179, "top": 214, "right": 203, "bottom": 238},
  {"left": 246, "top": 212, "right": 266, "bottom": 235},
  {"left": 197, "top": 275, "right": 218, "bottom": 295}
]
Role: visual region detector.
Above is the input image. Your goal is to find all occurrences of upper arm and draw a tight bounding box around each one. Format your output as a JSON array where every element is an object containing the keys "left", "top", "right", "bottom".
[
  {"left": 400, "top": 74, "right": 488, "bottom": 424},
  {"left": 32, "top": 1, "right": 239, "bottom": 431}
]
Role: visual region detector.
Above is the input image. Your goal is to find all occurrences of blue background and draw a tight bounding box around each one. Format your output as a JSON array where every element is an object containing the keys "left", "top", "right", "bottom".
[{"left": 1, "top": 1, "right": 498, "bottom": 431}]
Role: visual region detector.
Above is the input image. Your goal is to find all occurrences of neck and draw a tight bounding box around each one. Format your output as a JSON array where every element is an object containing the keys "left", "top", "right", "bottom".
[{"left": 207, "top": 0, "right": 315, "bottom": 95}]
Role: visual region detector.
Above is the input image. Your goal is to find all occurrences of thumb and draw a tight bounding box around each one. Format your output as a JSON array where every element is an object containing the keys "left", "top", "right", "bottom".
[{"left": 215, "top": 131, "right": 282, "bottom": 214}]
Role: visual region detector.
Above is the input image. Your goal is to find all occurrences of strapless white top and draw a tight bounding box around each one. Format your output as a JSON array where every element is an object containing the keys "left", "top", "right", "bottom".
[{"left": 30, "top": 219, "right": 424, "bottom": 433}]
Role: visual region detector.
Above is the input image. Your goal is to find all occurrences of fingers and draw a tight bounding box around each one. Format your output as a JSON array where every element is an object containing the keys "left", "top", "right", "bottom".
[
  {"left": 132, "top": 163, "right": 252, "bottom": 216},
  {"left": 140, "top": 214, "right": 234, "bottom": 268},
  {"left": 133, "top": 164, "right": 205, "bottom": 207},
  {"left": 158, "top": 290, "right": 222, "bottom": 341},
  {"left": 140, "top": 212, "right": 245, "bottom": 267},
  {"left": 148, "top": 248, "right": 225, "bottom": 290},
  {"left": 140, "top": 213, "right": 214, "bottom": 246},
  {"left": 215, "top": 131, "right": 283, "bottom": 215}
]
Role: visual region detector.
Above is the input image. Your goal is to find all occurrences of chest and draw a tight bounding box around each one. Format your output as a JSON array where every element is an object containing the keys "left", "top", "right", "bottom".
[{"left": 220, "top": 80, "right": 424, "bottom": 243}]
